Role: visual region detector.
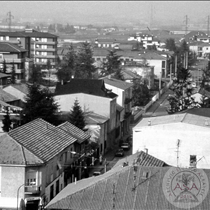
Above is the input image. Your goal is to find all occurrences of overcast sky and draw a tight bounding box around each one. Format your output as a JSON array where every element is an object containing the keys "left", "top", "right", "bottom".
[{"left": 1, "top": 1, "right": 210, "bottom": 25}]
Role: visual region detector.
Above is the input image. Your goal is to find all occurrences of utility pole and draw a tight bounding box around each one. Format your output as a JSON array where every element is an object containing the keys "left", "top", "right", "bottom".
[
  {"left": 207, "top": 15, "right": 210, "bottom": 37},
  {"left": 175, "top": 139, "right": 180, "bottom": 167},
  {"left": 150, "top": 3, "right": 153, "bottom": 29},
  {"left": 184, "top": 15, "right": 189, "bottom": 35},
  {"left": 6, "top": 11, "right": 14, "bottom": 32}
]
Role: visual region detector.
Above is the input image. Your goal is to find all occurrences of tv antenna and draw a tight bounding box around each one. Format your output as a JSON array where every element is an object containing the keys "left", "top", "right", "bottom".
[{"left": 175, "top": 139, "right": 181, "bottom": 167}]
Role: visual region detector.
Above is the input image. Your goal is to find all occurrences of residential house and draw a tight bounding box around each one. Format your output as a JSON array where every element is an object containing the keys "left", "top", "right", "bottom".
[
  {"left": 0, "top": 42, "right": 28, "bottom": 83},
  {"left": 121, "top": 69, "right": 141, "bottom": 83},
  {"left": 54, "top": 79, "right": 118, "bottom": 151},
  {"left": 85, "top": 112, "right": 109, "bottom": 155},
  {"left": 189, "top": 41, "right": 210, "bottom": 58},
  {"left": 185, "top": 31, "right": 210, "bottom": 44},
  {"left": 0, "top": 118, "right": 83, "bottom": 209},
  {"left": 138, "top": 51, "right": 167, "bottom": 78},
  {"left": 0, "top": 29, "right": 58, "bottom": 67},
  {"left": 0, "top": 72, "right": 11, "bottom": 87},
  {"left": 132, "top": 109, "right": 210, "bottom": 169},
  {"left": 94, "top": 38, "right": 116, "bottom": 48},
  {"left": 103, "top": 77, "right": 133, "bottom": 139}
]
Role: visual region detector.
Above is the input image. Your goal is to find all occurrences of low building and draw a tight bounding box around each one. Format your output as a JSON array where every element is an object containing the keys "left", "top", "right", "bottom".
[
  {"left": 189, "top": 41, "right": 210, "bottom": 58},
  {"left": 132, "top": 110, "right": 210, "bottom": 169},
  {"left": 0, "top": 118, "right": 87, "bottom": 209}
]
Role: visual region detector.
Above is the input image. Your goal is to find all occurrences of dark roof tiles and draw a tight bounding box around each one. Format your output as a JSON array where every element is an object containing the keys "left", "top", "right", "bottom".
[{"left": 0, "top": 42, "right": 27, "bottom": 52}]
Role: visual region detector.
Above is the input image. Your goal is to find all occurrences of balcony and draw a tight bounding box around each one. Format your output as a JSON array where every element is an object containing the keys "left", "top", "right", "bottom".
[
  {"left": 34, "top": 55, "right": 56, "bottom": 59},
  {"left": 25, "top": 185, "right": 41, "bottom": 194},
  {"left": 6, "top": 68, "right": 24, "bottom": 74},
  {"left": 31, "top": 47, "right": 56, "bottom": 52},
  {"left": 0, "top": 58, "right": 25, "bottom": 63},
  {"left": 31, "top": 40, "right": 56, "bottom": 45}
]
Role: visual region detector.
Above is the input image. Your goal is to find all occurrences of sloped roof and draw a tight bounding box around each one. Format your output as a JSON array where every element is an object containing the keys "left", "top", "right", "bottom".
[
  {"left": 4, "top": 83, "right": 29, "bottom": 94},
  {"left": 138, "top": 51, "right": 167, "bottom": 60},
  {"left": 46, "top": 165, "right": 210, "bottom": 210},
  {"left": 8, "top": 118, "right": 77, "bottom": 162},
  {"left": 55, "top": 79, "right": 117, "bottom": 99},
  {"left": 0, "top": 133, "right": 43, "bottom": 165},
  {"left": 185, "top": 31, "right": 209, "bottom": 40},
  {"left": 0, "top": 42, "right": 27, "bottom": 53},
  {"left": 121, "top": 69, "right": 141, "bottom": 80},
  {"left": 0, "top": 72, "right": 11, "bottom": 78},
  {"left": 113, "top": 151, "right": 169, "bottom": 169},
  {"left": 135, "top": 112, "right": 210, "bottom": 128},
  {"left": 0, "top": 30, "right": 57, "bottom": 38},
  {"left": 0, "top": 88, "right": 19, "bottom": 102},
  {"left": 57, "top": 121, "right": 90, "bottom": 144},
  {"left": 85, "top": 112, "right": 109, "bottom": 124},
  {"left": 116, "top": 104, "right": 124, "bottom": 112},
  {"left": 188, "top": 41, "right": 210, "bottom": 46},
  {"left": 186, "top": 108, "right": 210, "bottom": 118},
  {"left": 103, "top": 77, "right": 133, "bottom": 90}
]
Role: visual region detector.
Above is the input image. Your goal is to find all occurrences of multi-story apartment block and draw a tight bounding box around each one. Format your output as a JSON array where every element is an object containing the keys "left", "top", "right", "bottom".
[
  {"left": 0, "top": 29, "right": 58, "bottom": 67},
  {"left": 0, "top": 42, "right": 27, "bottom": 83},
  {"left": 0, "top": 118, "right": 89, "bottom": 210}
]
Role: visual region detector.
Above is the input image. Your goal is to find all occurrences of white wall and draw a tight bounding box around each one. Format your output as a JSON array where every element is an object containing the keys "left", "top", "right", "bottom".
[
  {"left": 146, "top": 59, "right": 163, "bottom": 78},
  {"left": 54, "top": 93, "right": 111, "bottom": 118},
  {"left": 104, "top": 84, "right": 124, "bottom": 107},
  {"left": 133, "top": 123, "right": 210, "bottom": 169}
]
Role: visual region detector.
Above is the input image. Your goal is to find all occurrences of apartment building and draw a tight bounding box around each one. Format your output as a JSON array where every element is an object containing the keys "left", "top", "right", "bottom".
[
  {"left": 0, "top": 42, "right": 27, "bottom": 83},
  {"left": 54, "top": 79, "right": 118, "bottom": 151},
  {"left": 0, "top": 29, "right": 58, "bottom": 67}
]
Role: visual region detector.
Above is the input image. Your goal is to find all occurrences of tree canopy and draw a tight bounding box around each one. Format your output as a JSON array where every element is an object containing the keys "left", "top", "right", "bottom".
[
  {"left": 2, "top": 107, "right": 12, "bottom": 132},
  {"left": 132, "top": 78, "right": 150, "bottom": 106},
  {"left": 21, "top": 84, "right": 59, "bottom": 125},
  {"left": 69, "top": 99, "right": 86, "bottom": 130}
]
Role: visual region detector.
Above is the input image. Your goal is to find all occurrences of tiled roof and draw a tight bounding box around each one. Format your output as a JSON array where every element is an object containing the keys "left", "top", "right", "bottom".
[
  {"left": 185, "top": 31, "right": 209, "bottom": 40},
  {"left": 0, "top": 72, "right": 11, "bottom": 78},
  {"left": 138, "top": 51, "right": 167, "bottom": 60},
  {"left": 135, "top": 112, "right": 210, "bottom": 128},
  {"left": 85, "top": 112, "right": 109, "bottom": 124},
  {"left": 0, "top": 42, "right": 27, "bottom": 53},
  {"left": 186, "top": 108, "right": 210, "bottom": 118},
  {"left": 103, "top": 77, "right": 133, "bottom": 90},
  {"left": 4, "top": 83, "right": 29, "bottom": 94},
  {"left": 121, "top": 69, "right": 141, "bottom": 79},
  {"left": 116, "top": 104, "right": 124, "bottom": 112},
  {"left": 57, "top": 121, "right": 90, "bottom": 144},
  {"left": 8, "top": 118, "right": 77, "bottom": 162},
  {"left": 0, "top": 30, "right": 58, "bottom": 38},
  {"left": 113, "top": 151, "right": 169, "bottom": 169},
  {"left": 0, "top": 88, "right": 19, "bottom": 102},
  {"left": 46, "top": 166, "right": 210, "bottom": 210},
  {"left": 55, "top": 79, "right": 117, "bottom": 99},
  {"left": 0, "top": 133, "right": 43, "bottom": 165}
]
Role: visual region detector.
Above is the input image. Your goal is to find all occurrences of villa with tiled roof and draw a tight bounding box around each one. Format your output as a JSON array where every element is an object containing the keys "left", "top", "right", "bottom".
[{"left": 0, "top": 118, "right": 89, "bottom": 210}]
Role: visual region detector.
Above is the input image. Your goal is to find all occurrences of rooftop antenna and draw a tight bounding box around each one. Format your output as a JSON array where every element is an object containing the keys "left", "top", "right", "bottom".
[
  {"left": 6, "top": 11, "right": 14, "bottom": 32},
  {"left": 175, "top": 139, "right": 181, "bottom": 167}
]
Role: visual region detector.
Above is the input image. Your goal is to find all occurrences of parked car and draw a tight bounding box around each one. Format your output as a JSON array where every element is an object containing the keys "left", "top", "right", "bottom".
[
  {"left": 93, "top": 171, "right": 101, "bottom": 176},
  {"left": 115, "top": 148, "right": 124, "bottom": 157},
  {"left": 121, "top": 142, "right": 130, "bottom": 150}
]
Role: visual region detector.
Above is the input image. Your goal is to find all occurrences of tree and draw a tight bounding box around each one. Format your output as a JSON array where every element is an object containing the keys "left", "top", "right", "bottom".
[
  {"left": 3, "top": 59, "right": 7, "bottom": 73},
  {"left": 21, "top": 84, "right": 59, "bottom": 125},
  {"left": 69, "top": 99, "right": 86, "bottom": 130},
  {"left": 101, "top": 49, "right": 122, "bottom": 77},
  {"left": 11, "top": 62, "right": 16, "bottom": 84},
  {"left": 30, "top": 64, "right": 42, "bottom": 84},
  {"left": 57, "top": 44, "right": 76, "bottom": 82},
  {"left": 113, "top": 68, "right": 124, "bottom": 81},
  {"left": 132, "top": 78, "right": 150, "bottom": 106},
  {"left": 201, "top": 61, "right": 210, "bottom": 90},
  {"left": 2, "top": 107, "right": 12, "bottom": 132},
  {"left": 165, "top": 38, "right": 177, "bottom": 52},
  {"left": 74, "top": 42, "right": 96, "bottom": 79}
]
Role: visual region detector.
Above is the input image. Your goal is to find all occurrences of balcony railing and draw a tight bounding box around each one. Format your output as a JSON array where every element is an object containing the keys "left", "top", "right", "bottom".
[
  {"left": 34, "top": 55, "right": 56, "bottom": 59},
  {"left": 0, "top": 58, "right": 25, "bottom": 63},
  {"left": 25, "top": 185, "right": 41, "bottom": 194},
  {"left": 31, "top": 47, "right": 56, "bottom": 52},
  {"left": 31, "top": 40, "right": 56, "bottom": 45}
]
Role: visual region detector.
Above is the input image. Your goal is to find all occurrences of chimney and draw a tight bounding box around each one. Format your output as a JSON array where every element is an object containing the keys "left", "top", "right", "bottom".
[{"left": 145, "top": 148, "right": 148, "bottom": 154}]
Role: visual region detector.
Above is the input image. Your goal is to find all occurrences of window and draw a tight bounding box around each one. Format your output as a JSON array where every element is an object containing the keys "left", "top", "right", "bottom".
[
  {"left": 0, "top": 54, "right": 3, "bottom": 59},
  {"left": 41, "top": 52, "right": 47, "bottom": 56},
  {"left": 162, "top": 60, "right": 166, "bottom": 68},
  {"left": 42, "top": 45, "right": 47, "bottom": 49},
  {"left": 6, "top": 36, "right": 9, "bottom": 41},
  {"left": 0, "top": 36, "right": 3, "bottom": 41},
  {"left": 142, "top": 171, "right": 149, "bottom": 179},
  {"left": 42, "top": 38, "right": 47, "bottom": 42}
]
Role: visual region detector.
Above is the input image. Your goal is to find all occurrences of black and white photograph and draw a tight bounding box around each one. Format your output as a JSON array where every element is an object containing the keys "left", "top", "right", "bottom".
[{"left": 0, "top": 1, "right": 210, "bottom": 209}]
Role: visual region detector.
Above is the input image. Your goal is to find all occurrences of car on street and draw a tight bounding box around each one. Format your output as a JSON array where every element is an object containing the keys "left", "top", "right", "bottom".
[
  {"left": 115, "top": 148, "right": 124, "bottom": 157},
  {"left": 93, "top": 171, "right": 101, "bottom": 176},
  {"left": 120, "top": 142, "right": 130, "bottom": 150}
]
